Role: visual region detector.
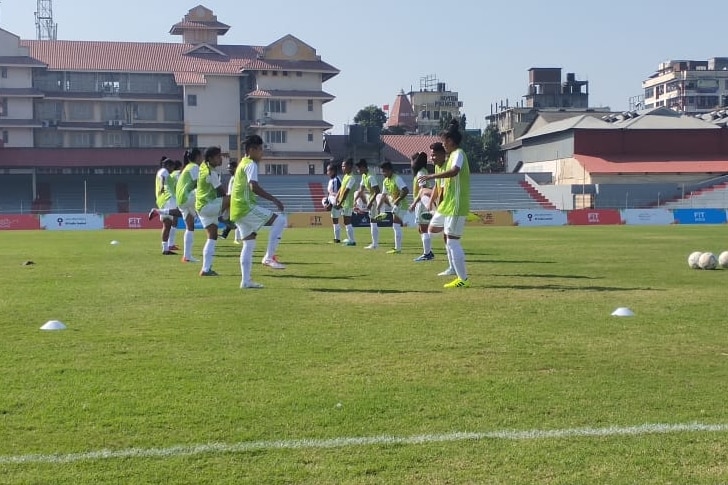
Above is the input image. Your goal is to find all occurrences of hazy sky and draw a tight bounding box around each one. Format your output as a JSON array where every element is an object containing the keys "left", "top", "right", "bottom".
[{"left": 1, "top": 0, "right": 726, "bottom": 134}]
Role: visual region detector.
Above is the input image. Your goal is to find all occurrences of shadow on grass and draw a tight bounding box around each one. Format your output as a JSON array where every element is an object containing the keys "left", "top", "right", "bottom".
[
  {"left": 493, "top": 273, "right": 603, "bottom": 280},
  {"left": 469, "top": 259, "right": 557, "bottom": 264},
  {"left": 267, "top": 274, "right": 363, "bottom": 280},
  {"left": 487, "top": 284, "right": 663, "bottom": 292},
  {"left": 310, "top": 288, "right": 440, "bottom": 294}
]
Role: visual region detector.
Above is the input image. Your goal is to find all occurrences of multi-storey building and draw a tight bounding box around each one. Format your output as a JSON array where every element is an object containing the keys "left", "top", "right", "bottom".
[
  {"left": 407, "top": 75, "right": 462, "bottom": 135},
  {"left": 642, "top": 58, "right": 728, "bottom": 114},
  {"left": 0, "top": 5, "right": 338, "bottom": 175}
]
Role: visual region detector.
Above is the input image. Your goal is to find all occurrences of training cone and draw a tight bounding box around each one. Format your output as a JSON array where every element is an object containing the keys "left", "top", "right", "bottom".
[
  {"left": 611, "top": 307, "right": 635, "bottom": 317},
  {"left": 110, "top": 240, "right": 119, "bottom": 245},
  {"left": 40, "top": 320, "right": 67, "bottom": 330}
]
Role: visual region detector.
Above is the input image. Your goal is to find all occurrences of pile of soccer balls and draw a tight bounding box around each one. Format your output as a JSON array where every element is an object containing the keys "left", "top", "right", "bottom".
[{"left": 687, "top": 251, "right": 728, "bottom": 270}]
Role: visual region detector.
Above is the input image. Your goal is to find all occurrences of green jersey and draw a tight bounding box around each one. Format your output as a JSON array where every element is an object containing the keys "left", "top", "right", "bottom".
[
  {"left": 176, "top": 163, "right": 199, "bottom": 206},
  {"left": 155, "top": 168, "right": 172, "bottom": 208},
  {"left": 168, "top": 170, "right": 181, "bottom": 199},
  {"left": 413, "top": 168, "right": 432, "bottom": 199},
  {"left": 438, "top": 148, "right": 470, "bottom": 216},
  {"left": 230, "top": 157, "right": 257, "bottom": 221},
  {"left": 360, "top": 172, "right": 379, "bottom": 193},
  {"left": 338, "top": 172, "right": 356, "bottom": 209},
  {"left": 195, "top": 161, "right": 222, "bottom": 212},
  {"left": 382, "top": 174, "right": 408, "bottom": 210}
]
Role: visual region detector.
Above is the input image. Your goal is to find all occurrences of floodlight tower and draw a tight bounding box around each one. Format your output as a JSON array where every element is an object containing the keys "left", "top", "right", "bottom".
[{"left": 35, "top": 0, "right": 57, "bottom": 40}]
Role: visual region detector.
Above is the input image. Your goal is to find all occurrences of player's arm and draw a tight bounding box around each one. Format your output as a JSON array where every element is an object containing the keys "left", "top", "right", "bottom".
[
  {"left": 391, "top": 186, "right": 409, "bottom": 207},
  {"left": 250, "top": 181, "right": 284, "bottom": 211},
  {"left": 366, "top": 184, "right": 380, "bottom": 209},
  {"left": 335, "top": 187, "right": 349, "bottom": 208}
]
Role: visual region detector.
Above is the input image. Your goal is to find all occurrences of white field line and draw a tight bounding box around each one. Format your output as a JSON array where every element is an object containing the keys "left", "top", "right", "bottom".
[{"left": 1, "top": 422, "right": 727, "bottom": 465}]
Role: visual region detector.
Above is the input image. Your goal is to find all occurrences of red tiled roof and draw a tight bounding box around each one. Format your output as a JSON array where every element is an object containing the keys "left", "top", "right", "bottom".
[
  {"left": 381, "top": 135, "right": 439, "bottom": 165},
  {"left": 19, "top": 40, "right": 340, "bottom": 77},
  {"left": 246, "top": 89, "right": 335, "bottom": 101},
  {"left": 386, "top": 92, "right": 416, "bottom": 131},
  {"left": 0, "top": 148, "right": 177, "bottom": 168},
  {"left": 576, "top": 154, "right": 728, "bottom": 174},
  {"left": 174, "top": 71, "right": 206, "bottom": 85},
  {"left": 170, "top": 20, "right": 231, "bottom": 35},
  {"left": 251, "top": 119, "right": 333, "bottom": 129}
]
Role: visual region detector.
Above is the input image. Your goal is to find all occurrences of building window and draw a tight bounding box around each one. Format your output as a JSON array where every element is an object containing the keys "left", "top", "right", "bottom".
[
  {"left": 70, "top": 132, "right": 94, "bottom": 148},
  {"left": 137, "top": 133, "right": 155, "bottom": 147},
  {"left": 296, "top": 71, "right": 302, "bottom": 77},
  {"left": 307, "top": 132, "right": 314, "bottom": 142},
  {"left": 188, "top": 134, "right": 198, "bottom": 147},
  {"left": 2, "top": 130, "right": 8, "bottom": 144},
  {"left": 1, "top": 67, "right": 7, "bottom": 78},
  {"left": 308, "top": 99, "right": 314, "bottom": 112},
  {"left": 164, "top": 133, "right": 183, "bottom": 148},
  {"left": 229, "top": 134, "right": 238, "bottom": 151},
  {"left": 133, "top": 103, "right": 157, "bottom": 121},
  {"left": 265, "top": 99, "right": 287, "bottom": 113},
  {"left": 282, "top": 71, "right": 288, "bottom": 77},
  {"left": 104, "top": 132, "right": 125, "bottom": 147},
  {"left": 261, "top": 71, "right": 268, "bottom": 76},
  {"left": 68, "top": 102, "right": 94, "bottom": 120},
  {"left": 163, "top": 103, "right": 183, "bottom": 121},
  {"left": 0, "top": 98, "right": 6, "bottom": 117},
  {"left": 264, "top": 163, "right": 288, "bottom": 175},
  {"left": 187, "top": 94, "right": 197, "bottom": 107},
  {"left": 264, "top": 130, "right": 287, "bottom": 144},
  {"left": 272, "top": 71, "right": 278, "bottom": 76}
]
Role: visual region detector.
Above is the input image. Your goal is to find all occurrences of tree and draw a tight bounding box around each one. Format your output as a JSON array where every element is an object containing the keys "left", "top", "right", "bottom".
[
  {"left": 481, "top": 124, "right": 504, "bottom": 173},
  {"left": 353, "top": 105, "right": 387, "bottom": 128}
]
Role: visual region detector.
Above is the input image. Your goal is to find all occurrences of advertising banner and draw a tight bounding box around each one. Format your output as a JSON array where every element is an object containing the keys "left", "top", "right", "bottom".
[
  {"left": 672, "top": 209, "right": 727, "bottom": 225},
  {"left": 567, "top": 209, "right": 622, "bottom": 225},
  {"left": 620, "top": 209, "right": 674, "bottom": 226},
  {"left": 0, "top": 214, "right": 40, "bottom": 230},
  {"left": 467, "top": 211, "right": 513, "bottom": 226},
  {"left": 105, "top": 213, "right": 161, "bottom": 230},
  {"left": 512, "top": 210, "right": 567, "bottom": 226},
  {"left": 40, "top": 213, "right": 104, "bottom": 230}
]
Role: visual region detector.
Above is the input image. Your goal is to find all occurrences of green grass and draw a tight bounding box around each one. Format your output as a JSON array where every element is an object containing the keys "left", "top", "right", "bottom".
[{"left": 1, "top": 225, "right": 727, "bottom": 484}]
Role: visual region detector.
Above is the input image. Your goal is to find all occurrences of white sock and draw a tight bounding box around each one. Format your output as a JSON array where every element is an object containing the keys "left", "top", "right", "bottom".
[
  {"left": 346, "top": 224, "right": 354, "bottom": 242},
  {"left": 444, "top": 236, "right": 453, "bottom": 269},
  {"left": 393, "top": 223, "right": 402, "bottom": 250},
  {"left": 168, "top": 227, "right": 177, "bottom": 246},
  {"left": 370, "top": 223, "right": 379, "bottom": 245},
  {"left": 162, "top": 240, "right": 169, "bottom": 252},
  {"left": 421, "top": 233, "right": 432, "bottom": 254},
  {"left": 264, "top": 215, "right": 286, "bottom": 260},
  {"left": 235, "top": 227, "right": 242, "bottom": 241},
  {"left": 202, "top": 238, "right": 216, "bottom": 272},
  {"left": 183, "top": 230, "right": 194, "bottom": 259},
  {"left": 447, "top": 238, "right": 467, "bottom": 280},
  {"left": 333, "top": 224, "right": 341, "bottom": 241},
  {"left": 241, "top": 239, "right": 256, "bottom": 286}
]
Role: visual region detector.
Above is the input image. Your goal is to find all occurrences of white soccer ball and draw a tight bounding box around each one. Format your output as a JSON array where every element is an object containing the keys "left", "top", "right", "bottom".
[
  {"left": 687, "top": 251, "right": 703, "bottom": 269},
  {"left": 718, "top": 251, "right": 728, "bottom": 269},
  {"left": 698, "top": 252, "right": 718, "bottom": 270},
  {"left": 321, "top": 196, "right": 329, "bottom": 207}
]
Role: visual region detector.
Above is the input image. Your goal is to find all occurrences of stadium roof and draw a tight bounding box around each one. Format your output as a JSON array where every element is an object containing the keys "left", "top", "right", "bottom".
[{"left": 381, "top": 135, "right": 440, "bottom": 165}]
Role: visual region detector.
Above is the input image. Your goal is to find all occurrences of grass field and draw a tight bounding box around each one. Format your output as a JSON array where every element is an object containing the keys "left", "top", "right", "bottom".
[{"left": 1, "top": 225, "right": 728, "bottom": 484}]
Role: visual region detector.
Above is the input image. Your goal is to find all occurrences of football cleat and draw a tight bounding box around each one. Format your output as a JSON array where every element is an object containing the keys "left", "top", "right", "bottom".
[
  {"left": 438, "top": 268, "right": 456, "bottom": 276},
  {"left": 386, "top": 249, "right": 401, "bottom": 254},
  {"left": 162, "top": 250, "right": 177, "bottom": 256},
  {"left": 262, "top": 258, "right": 285, "bottom": 269},
  {"left": 199, "top": 269, "right": 219, "bottom": 276},
  {"left": 364, "top": 244, "right": 378, "bottom": 249},
  {"left": 413, "top": 252, "right": 435, "bottom": 262},
  {"left": 181, "top": 256, "right": 200, "bottom": 263},
  {"left": 444, "top": 278, "right": 470, "bottom": 289},
  {"left": 242, "top": 281, "right": 264, "bottom": 289}
]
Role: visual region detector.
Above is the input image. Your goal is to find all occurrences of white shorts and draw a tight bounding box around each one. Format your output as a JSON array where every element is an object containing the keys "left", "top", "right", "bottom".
[
  {"left": 330, "top": 207, "right": 342, "bottom": 219},
  {"left": 197, "top": 198, "right": 222, "bottom": 228},
  {"left": 178, "top": 196, "right": 197, "bottom": 220},
  {"left": 235, "top": 205, "right": 274, "bottom": 238},
  {"left": 157, "top": 198, "right": 177, "bottom": 221},
  {"left": 340, "top": 207, "right": 353, "bottom": 217},
  {"left": 429, "top": 211, "right": 466, "bottom": 237},
  {"left": 414, "top": 196, "right": 432, "bottom": 225}
]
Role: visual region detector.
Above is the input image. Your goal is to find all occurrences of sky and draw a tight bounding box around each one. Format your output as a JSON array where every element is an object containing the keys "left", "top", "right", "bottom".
[{"left": 1, "top": 0, "right": 726, "bottom": 134}]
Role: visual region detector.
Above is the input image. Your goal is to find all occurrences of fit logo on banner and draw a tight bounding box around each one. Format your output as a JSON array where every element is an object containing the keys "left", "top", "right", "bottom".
[
  {"left": 310, "top": 216, "right": 322, "bottom": 226},
  {"left": 694, "top": 212, "right": 706, "bottom": 222},
  {"left": 128, "top": 217, "right": 142, "bottom": 228},
  {"left": 588, "top": 212, "right": 600, "bottom": 223}
]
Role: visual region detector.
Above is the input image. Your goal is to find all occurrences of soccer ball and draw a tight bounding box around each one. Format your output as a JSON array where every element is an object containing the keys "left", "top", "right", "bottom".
[
  {"left": 698, "top": 252, "right": 718, "bottom": 270},
  {"left": 687, "top": 251, "right": 702, "bottom": 269},
  {"left": 718, "top": 251, "right": 728, "bottom": 269},
  {"left": 321, "top": 196, "right": 332, "bottom": 211}
]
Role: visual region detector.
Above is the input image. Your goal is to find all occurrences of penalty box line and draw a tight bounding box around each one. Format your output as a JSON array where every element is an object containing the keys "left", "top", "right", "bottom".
[{"left": 1, "top": 422, "right": 727, "bottom": 465}]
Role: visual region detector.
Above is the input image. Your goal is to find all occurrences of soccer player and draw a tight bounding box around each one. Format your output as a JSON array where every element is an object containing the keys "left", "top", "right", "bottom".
[
  {"left": 335, "top": 158, "right": 357, "bottom": 246},
  {"left": 418, "top": 119, "right": 471, "bottom": 288},
  {"left": 176, "top": 148, "right": 202, "bottom": 263},
  {"left": 409, "top": 151, "right": 435, "bottom": 261},
  {"left": 148, "top": 157, "right": 182, "bottom": 255},
  {"left": 167, "top": 159, "right": 183, "bottom": 251},
  {"left": 377, "top": 161, "right": 409, "bottom": 254},
  {"left": 325, "top": 162, "right": 342, "bottom": 243},
  {"left": 355, "top": 158, "right": 381, "bottom": 249},
  {"left": 230, "top": 134, "right": 287, "bottom": 289},
  {"left": 195, "top": 146, "right": 227, "bottom": 276},
  {"left": 428, "top": 141, "right": 455, "bottom": 276},
  {"left": 220, "top": 160, "right": 242, "bottom": 243}
]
